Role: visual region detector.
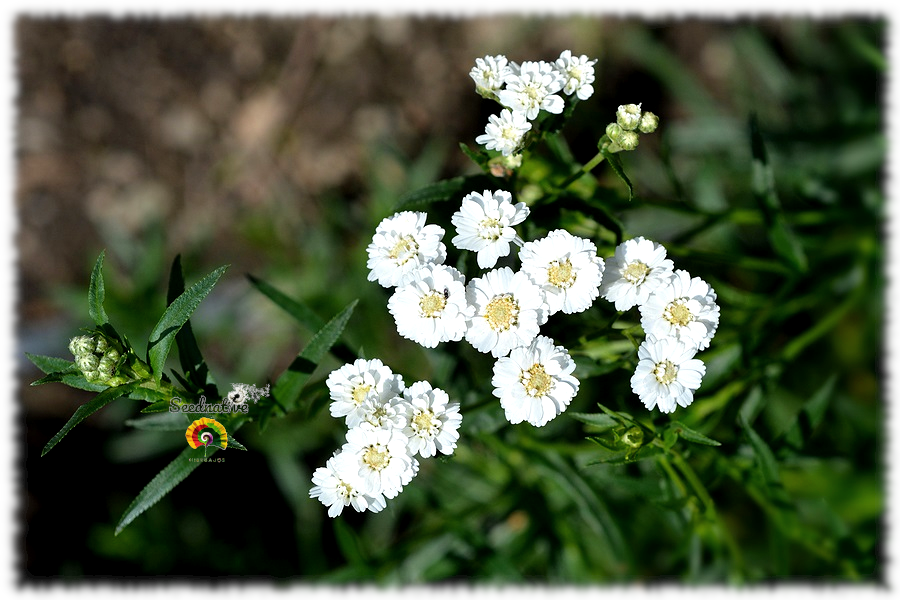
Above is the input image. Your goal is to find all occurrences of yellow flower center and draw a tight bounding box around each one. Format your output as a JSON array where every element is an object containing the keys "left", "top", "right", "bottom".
[
  {"left": 351, "top": 383, "right": 372, "bottom": 407},
  {"left": 485, "top": 294, "right": 519, "bottom": 331},
  {"left": 521, "top": 363, "right": 554, "bottom": 397},
  {"left": 654, "top": 360, "right": 678, "bottom": 385},
  {"left": 623, "top": 260, "right": 650, "bottom": 285},
  {"left": 412, "top": 409, "right": 438, "bottom": 435},
  {"left": 362, "top": 445, "right": 391, "bottom": 471},
  {"left": 389, "top": 235, "right": 418, "bottom": 265},
  {"left": 664, "top": 298, "right": 694, "bottom": 327},
  {"left": 547, "top": 258, "right": 576, "bottom": 289},
  {"left": 419, "top": 291, "right": 446, "bottom": 318},
  {"left": 336, "top": 481, "right": 354, "bottom": 499},
  {"left": 479, "top": 217, "right": 502, "bottom": 241}
]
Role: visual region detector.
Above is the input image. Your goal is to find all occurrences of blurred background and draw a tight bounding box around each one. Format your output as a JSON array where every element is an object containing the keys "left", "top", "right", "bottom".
[{"left": 17, "top": 16, "right": 884, "bottom": 581}]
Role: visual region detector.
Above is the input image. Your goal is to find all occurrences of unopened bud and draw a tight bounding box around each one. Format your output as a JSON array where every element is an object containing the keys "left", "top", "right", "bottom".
[
  {"left": 622, "top": 426, "right": 644, "bottom": 449},
  {"left": 68, "top": 335, "right": 96, "bottom": 358},
  {"left": 616, "top": 103, "right": 642, "bottom": 131},
  {"left": 98, "top": 355, "right": 117, "bottom": 377},
  {"left": 638, "top": 111, "right": 659, "bottom": 134},
  {"left": 618, "top": 130, "right": 640, "bottom": 151},
  {"left": 105, "top": 348, "right": 120, "bottom": 362},
  {"left": 76, "top": 353, "right": 100, "bottom": 373},
  {"left": 606, "top": 122, "right": 624, "bottom": 142},
  {"left": 94, "top": 336, "right": 109, "bottom": 354}
]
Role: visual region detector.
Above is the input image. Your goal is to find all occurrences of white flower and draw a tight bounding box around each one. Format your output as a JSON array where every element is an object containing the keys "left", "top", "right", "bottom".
[
  {"left": 326, "top": 358, "right": 405, "bottom": 428},
  {"left": 451, "top": 189, "right": 530, "bottom": 269},
  {"left": 475, "top": 109, "right": 532, "bottom": 157},
  {"left": 519, "top": 229, "right": 605, "bottom": 316},
  {"left": 497, "top": 60, "right": 564, "bottom": 120},
  {"left": 491, "top": 335, "right": 579, "bottom": 427},
  {"left": 470, "top": 54, "right": 513, "bottom": 96},
  {"left": 357, "top": 395, "right": 409, "bottom": 431},
  {"left": 600, "top": 237, "right": 675, "bottom": 311},
  {"left": 366, "top": 211, "right": 446, "bottom": 288},
  {"left": 343, "top": 426, "right": 418, "bottom": 499},
  {"left": 640, "top": 269, "right": 720, "bottom": 351},
  {"left": 465, "top": 266, "right": 548, "bottom": 358},
  {"left": 401, "top": 381, "right": 462, "bottom": 458},
  {"left": 309, "top": 451, "right": 386, "bottom": 517},
  {"left": 630, "top": 337, "right": 706, "bottom": 414},
  {"left": 387, "top": 264, "right": 473, "bottom": 348},
  {"left": 553, "top": 50, "right": 597, "bottom": 100}
]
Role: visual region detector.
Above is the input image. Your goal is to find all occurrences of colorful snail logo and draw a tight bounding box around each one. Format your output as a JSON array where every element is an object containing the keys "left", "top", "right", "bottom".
[{"left": 185, "top": 418, "right": 228, "bottom": 454}]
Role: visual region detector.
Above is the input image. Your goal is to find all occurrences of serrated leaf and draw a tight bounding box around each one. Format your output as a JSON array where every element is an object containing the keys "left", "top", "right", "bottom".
[
  {"left": 459, "top": 142, "right": 491, "bottom": 169},
  {"left": 670, "top": 420, "right": 722, "bottom": 446},
  {"left": 167, "top": 255, "right": 217, "bottom": 396},
  {"left": 227, "top": 436, "right": 248, "bottom": 451},
  {"left": 599, "top": 147, "right": 634, "bottom": 201},
  {"left": 42, "top": 382, "right": 140, "bottom": 456},
  {"left": 271, "top": 300, "right": 358, "bottom": 411},
  {"left": 147, "top": 265, "right": 228, "bottom": 383},
  {"left": 393, "top": 174, "right": 498, "bottom": 211},
  {"left": 125, "top": 412, "right": 189, "bottom": 431},
  {"left": 568, "top": 411, "right": 619, "bottom": 430},
  {"left": 115, "top": 446, "right": 211, "bottom": 535},
  {"left": 88, "top": 250, "right": 110, "bottom": 326}
]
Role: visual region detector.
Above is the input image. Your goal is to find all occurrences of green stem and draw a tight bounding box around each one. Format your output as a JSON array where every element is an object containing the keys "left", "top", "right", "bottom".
[{"left": 557, "top": 150, "right": 607, "bottom": 190}]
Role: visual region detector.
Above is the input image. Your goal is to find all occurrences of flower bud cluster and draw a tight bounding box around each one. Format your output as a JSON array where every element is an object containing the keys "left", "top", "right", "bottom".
[
  {"left": 605, "top": 103, "right": 659, "bottom": 152},
  {"left": 68, "top": 333, "right": 148, "bottom": 386}
]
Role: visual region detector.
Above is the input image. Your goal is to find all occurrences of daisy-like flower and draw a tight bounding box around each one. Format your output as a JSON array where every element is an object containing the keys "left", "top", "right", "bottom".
[
  {"left": 366, "top": 211, "right": 446, "bottom": 288},
  {"left": 640, "top": 269, "right": 720, "bottom": 351},
  {"left": 469, "top": 54, "right": 513, "bottom": 97},
  {"left": 401, "top": 381, "right": 462, "bottom": 458},
  {"left": 357, "top": 395, "right": 409, "bottom": 431},
  {"left": 475, "top": 108, "right": 532, "bottom": 157},
  {"left": 465, "top": 266, "right": 548, "bottom": 358},
  {"left": 630, "top": 336, "right": 706, "bottom": 414},
  {"left": 519, "top": 229, "right": 605, "bottom": 316},
  {"left": 309, "top": 451, "right": 386, "bottom": 518},
  {"left": 491, "top": 335, "right": 579, "bottom": 427},
  {"left": 326, "top": 358, "right": 405, "bottom": 428},
  {"left": 497, "top": 60, "right": 564, "bottom": 120},
  {"left": 451, "top": 189, "right": 530, "bottom": 269},
  {"left": 553, "top": 50, "right": 597, "bottom": 100},
  {"left": 600, "top": 236, "right": 675, "bottom": 311},
  {"left": 342, "top": 426, "right": 418, "bottom": 499},
  {"left": 387, "top": 264, "right": 474, "bottom": 348}
]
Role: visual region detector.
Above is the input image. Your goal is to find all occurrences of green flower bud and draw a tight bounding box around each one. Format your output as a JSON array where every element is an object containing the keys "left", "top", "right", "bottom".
[
  {"left": 94, "top": 336, "right": 109, "bottom": 354},
  {"left": 76, "top": 353, "right": 100, "bottom": 373},
  {"left": 622, "top": 426, "right": 644, "bottom": 449},
  {"left": 98, "top": 355, "right": 117, "bottom": 377},
  {"left": 638, "top": 111, "right": 659, "bottom": 134},
  {"left": 68, "top": 335, "right": 96, "bottom": 358},
  {"left": 83, "top": 370, "right": 102, "bottom": 382},
  {"left": 616, "top": 103, "right": 642, "bottom": 131},
  {"left": 105, "top": 348, "right": 120, "bottom": 362},
  {"left": 606, "top": 122, "right": 624, "bottom": 142},
  {"left": 617, "top": 130, "right": 640, "bottom": 151}
]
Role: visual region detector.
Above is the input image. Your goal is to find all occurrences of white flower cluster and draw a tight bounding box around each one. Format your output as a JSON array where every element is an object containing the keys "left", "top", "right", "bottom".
[
  {"left": 599, "top": 237, "right": 720, "bottom": 414},
  {"left": 368, "top": 188, "right": 605, "bottom": 428},
  {"left": 309, "top": 358, "right": 462, "bottom": 517},
  {"left": 471, "top": 51, "right": 597, "bottom": 158}
]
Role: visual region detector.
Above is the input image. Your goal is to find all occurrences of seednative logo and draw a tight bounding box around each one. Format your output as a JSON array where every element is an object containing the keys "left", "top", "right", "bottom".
[{"left": 186, "top": 417, "right": 228, "bottom": 456}]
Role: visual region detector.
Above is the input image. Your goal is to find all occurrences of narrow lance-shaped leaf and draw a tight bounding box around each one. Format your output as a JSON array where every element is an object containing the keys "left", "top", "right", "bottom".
[
  {"left": 115, "top": 446, "right": 211, "bottom": 535},
  {"left": 599, "top": 146, "right": 634, "bottom": 202},
  {"left": 88, "top": 250, "right": 110, "bottom": 326},
  {"left": 167, "top": 255, "right": 217, "bottom": 395},
  {"left": 392, "top": 174, "right": 499, "bottom": 212},
  {"left": 669, "top": 420, "right": 722, "bottom": 447},
  {"left": 42, "top": 382, "right": 140, "bottom": 456},
  {"left": 271, "top": 299, "right": 358, "bottom": 412},
  {"left": 739, "top": 413, "right": 780, "bottom": 486},
  {"left": 147, "top": 265, "right": 228, "bottom": 383}
]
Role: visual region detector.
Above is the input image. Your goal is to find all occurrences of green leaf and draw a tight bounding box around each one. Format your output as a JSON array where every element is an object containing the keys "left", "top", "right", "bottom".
[
  {"left": 459, "top": 142, "right": 491, "bottom": 170},
  {"left": 669, "top": 421, "right": 722, "bottom": 447},
  {"left": 271, "top": 300, "right": 358, "bottom": 411},
  {"left": 227, "top": 436, "right": 248, "bottom": 451},
  {"left": 115, "top": 446, "right": 211, "bottom": 535},
  {"left": 147, "top": 265, "right": 228, "bottom": 383},
  {"left": 599, "top": 147, "right": 634, "bottom": 201},
  {"left": 26, "top": 354, "right": 106, "bottom": 392},
  {"left": 42, "top": 382, "right": 140, "bottom": 456},
  {"left": 783, "top": 374, "right": 837, "bottom": 449},
  {"left": 392, "top": 174, "right": 498, "bottom": 211},
  {"left": 88, "top": 250, "right": 110, "bottom": 326},
  {"left": 125, "top": 412, "right": 189, "bottom": 431},
  {"left": 141, "top": 400, "right": 171, "bottom": 414},
  {"left": 568, "top": 411, "right": 619, "bottom": 431},
  {"left": 739, "top": 413, "right": 780, "bottom": 486},
  {"left": 167, "top": 255, "right": 217, "bottom": 396}
]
